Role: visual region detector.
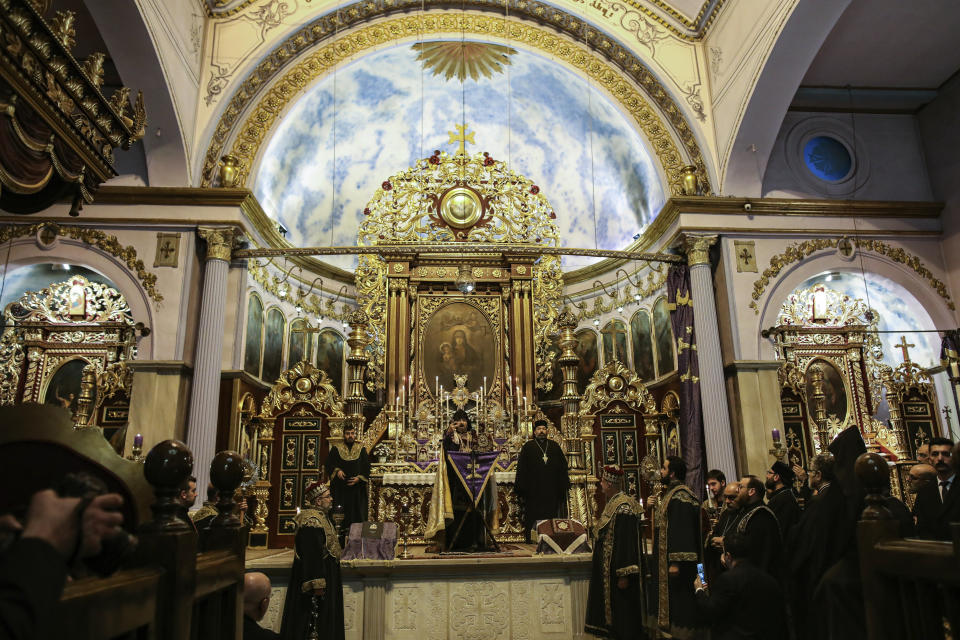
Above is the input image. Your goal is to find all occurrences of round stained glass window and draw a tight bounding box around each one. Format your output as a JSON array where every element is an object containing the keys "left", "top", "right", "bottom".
[{"left": 803, "top": 136, "right": 852, "bottom": 181}]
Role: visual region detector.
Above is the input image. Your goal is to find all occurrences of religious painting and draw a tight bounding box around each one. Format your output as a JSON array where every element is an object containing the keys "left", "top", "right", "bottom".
[
  {"left": 244, "top": 294, "right": 263, "bottom": 377},
  {"left": 804, "top": 359, "right": 848, "bottom": 425},
  {"left": 574, "top": 329, "right": 599, "bottom": 391},
  {"left": 543, "top": 335, "right": 563, "bottom": 402},
  {"left": 601, "top": 430, "right": 620, "bottom": 465},
  {"left": 653, "top": 297, "right": 675, "bottom": 376},
  {"left": 262, "top": 308, "right": 286, "bottom": 383},
  {"left": 620, "top": 431, "right": 638, "bottom": 465},
  {"left": 630, "top": 309, "right": 655, "bottom": 381},
  {"left": 316, "top": 329, "right": 345, "bottom": 395},
  {"left": 601, "top": 319, "right": 629, "bottom": 367},
  {"left": 665, "top": 420, "right": 681, "bottom": 458},
  {"left": 624, "top": 470, "right": 640, "bottom": 499},
  {"left": 288, "top": 318, "right": 311, "bottom": 366},
  {"left": 68, "top": 279, "right": 86, "bottom": 317},
  {"left": 43, "top": 358, "right": 91, "bottom": 416},
  {"left": 423, "top": 302, "right": 494, "bottom": 393}
]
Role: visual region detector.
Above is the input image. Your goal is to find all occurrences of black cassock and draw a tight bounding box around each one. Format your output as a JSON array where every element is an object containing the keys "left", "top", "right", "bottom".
[
  {"left": 767, "top": 487, "right": 800, "bottom": 540},
  {"left": 584, "top": 492, "right": 645, "bottom": 639},
  {"left": 649, "top": 482, "right": 701, "bottom": 640},
  {"left": 732, "top": 502, "right": 782, "bottom": 576},
  {"left": 702, "top": 505, "right": 739, "bottom": 586},
  {"left": 786, "top": 482, "right": 847, "bottom": 640},
  {"left": 279, "top": 509, "right": 345, "bottom": 640},
  {"left": 514, "top": 437, "right": 570, "bottom": 534},
  {"left": 324, "top": 442, "right": 370, "bottom": 530}
]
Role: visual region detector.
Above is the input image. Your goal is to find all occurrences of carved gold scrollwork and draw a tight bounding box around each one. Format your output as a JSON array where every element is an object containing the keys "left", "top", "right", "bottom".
[
  {"left": 259, "top": 360, "right": 345, "bottom": 419},
  {"left": 579, "top": 361, "right": 658, "bottom": 416}
]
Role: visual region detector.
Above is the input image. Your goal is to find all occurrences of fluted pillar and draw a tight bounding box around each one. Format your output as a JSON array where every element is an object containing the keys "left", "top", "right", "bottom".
[
  {"left": 186, "top": 227, "right": 236, "bottom": 501},
  {"left": 682, "top": 234, "right": 737, "bottom": 478}
]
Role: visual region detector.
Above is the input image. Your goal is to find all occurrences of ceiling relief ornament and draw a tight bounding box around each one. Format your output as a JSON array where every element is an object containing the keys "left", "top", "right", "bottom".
[
  {"left": 354, "top": 142, "right": 563, "bottom": 392},
  {"left": 0, "top": 223, "right": 163, "bottom": 304},
  {"left": 750, "top": 238, "right": 955, "bottom": 314},
  {"left": 412, "top": 42, "right": 516, "bottom": 81},
  {"left": 200, "top": 8, "right": 710, "bottom": 197}
]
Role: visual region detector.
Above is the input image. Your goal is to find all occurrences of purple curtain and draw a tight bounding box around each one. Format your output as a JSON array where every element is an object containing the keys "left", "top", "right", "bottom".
[{"left": 667, "top": 265, "right": 707, "bottom": 499}]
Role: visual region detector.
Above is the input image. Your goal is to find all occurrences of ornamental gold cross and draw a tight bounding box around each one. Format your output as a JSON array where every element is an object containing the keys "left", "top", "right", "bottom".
[
  {"left": 466, "top": 454, "right": 482, "bottom": 480},
  {"left": 896, "top": 335, "right": 915, "bottom": 363},
  {"left": 448, "top": 124, "right": 475, "bottom": 156}
]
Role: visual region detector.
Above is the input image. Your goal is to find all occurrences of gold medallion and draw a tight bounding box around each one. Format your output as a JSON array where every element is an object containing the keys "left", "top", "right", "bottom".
[{"left": 439, "top": 186, "right": 482, "bottom": 229}]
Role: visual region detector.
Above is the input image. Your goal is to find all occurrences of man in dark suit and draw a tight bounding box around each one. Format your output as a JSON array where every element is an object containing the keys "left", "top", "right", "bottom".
[
  {"left": 914, "top": 437, "right": 960, "bottom": 540},
  {"left": 693, "top": 531, "right": 787, "bottom": 640},
  {"left": 243, "top": 572, "right": 280, "bottom": 639}
]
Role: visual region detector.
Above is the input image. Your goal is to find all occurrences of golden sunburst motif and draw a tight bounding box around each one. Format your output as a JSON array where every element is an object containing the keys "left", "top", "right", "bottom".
[{"left": 412, "top": 42, "right": 517, "bottom": 81}]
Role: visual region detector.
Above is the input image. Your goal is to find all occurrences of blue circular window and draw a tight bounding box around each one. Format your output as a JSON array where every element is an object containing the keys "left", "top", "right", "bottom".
[{"left": 803, "top": 136, "right": 852, "bottom": 181}]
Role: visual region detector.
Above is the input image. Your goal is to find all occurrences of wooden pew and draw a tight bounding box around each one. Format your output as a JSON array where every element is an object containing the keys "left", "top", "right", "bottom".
[
  {"left": 0, "top": 405, "right": 248, "bottom": 640},
  {"left": 856, "top": 452, "right": 960, "bottom": 640}
]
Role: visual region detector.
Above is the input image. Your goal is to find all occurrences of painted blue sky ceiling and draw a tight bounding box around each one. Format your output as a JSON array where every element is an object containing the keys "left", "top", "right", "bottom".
[{"left": 254, "top": 42, "right": 665, "bottom": 271}]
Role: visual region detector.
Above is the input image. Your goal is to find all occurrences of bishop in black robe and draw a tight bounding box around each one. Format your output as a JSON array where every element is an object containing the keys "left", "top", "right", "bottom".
[
  {"left": 515, "top": 421, "right": 570, "bottom": 536},
  {"left": 442, "top": 410, "right": 492, "bottom": 550},
  {"left": 279, "top": 483, "right": 345, "bottom": 640},
  {"left": 323, "top": 426, "right": 370, "bottom": 533},
  {"left": 649, "top": 458, "right": 701, "bottom": 640},
  {"left": 731, "top": 500, "right": 782, "bottom": 576},
  {"left": 585, "top": 466, "right": 645, "bottom": 639}
]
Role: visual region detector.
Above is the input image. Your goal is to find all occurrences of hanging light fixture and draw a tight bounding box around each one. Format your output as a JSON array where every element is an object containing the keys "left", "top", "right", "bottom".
[{"left": 456, "top": 264, "right": 476, "bottom": 294}]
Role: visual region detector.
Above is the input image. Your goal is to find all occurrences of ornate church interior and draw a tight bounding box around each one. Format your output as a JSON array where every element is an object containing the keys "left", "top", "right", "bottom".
[{"left": 1, "top": 0, "right": 959, "bottom": 637}]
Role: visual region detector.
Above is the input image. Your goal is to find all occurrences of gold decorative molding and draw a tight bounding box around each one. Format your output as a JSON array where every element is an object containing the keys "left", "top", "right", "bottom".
[
  {"left": 197, "top": 226, "right": 239, "bottom": 262},
  {"left": 579, "top": 360, "right": 657, "bottom": 416},
  {"left": 680, "top": 233, "right": 717, "bottom": 267},
  {"left": 200, "top": 11, "right": 710, "bottom": 199},
  {"left": 0, "top": 223, "right": 163, "bottom": 303},
  {"left": 750, "top": 237, "right": 955, "bottom": 313},
  {"left": 259, "top": 360, "right": 345, "bottom": 419},
  {"left": 246, "top": 260, "right": 354, "bottom": 322}
]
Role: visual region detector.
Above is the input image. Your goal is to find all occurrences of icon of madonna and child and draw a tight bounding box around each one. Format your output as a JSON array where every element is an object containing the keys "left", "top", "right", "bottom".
[{"left": 424, "top": 303, "right": 495, "bottom": 394}]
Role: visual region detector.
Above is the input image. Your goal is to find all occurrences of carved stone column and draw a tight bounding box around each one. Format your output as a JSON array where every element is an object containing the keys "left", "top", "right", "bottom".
[
  {"left": 186, "top": 227, "right": 236, "bottom": 501},
  {"left": 682, "top": 233, "right": 737, "bottom": 478}
]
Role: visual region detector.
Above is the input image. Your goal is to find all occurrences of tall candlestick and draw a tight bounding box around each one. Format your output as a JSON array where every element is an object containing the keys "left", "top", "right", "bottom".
[{"left": 436, "top": 376, "right": 439, "bottom": 399}]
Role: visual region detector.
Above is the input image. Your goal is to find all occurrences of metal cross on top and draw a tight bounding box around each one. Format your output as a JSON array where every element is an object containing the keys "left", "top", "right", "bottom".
[
  {"left": 448, "top": 123, "right": 475, "bottom": 155},
  {"left": 896, "top": 335, "right": 915, "bottom": 363}
]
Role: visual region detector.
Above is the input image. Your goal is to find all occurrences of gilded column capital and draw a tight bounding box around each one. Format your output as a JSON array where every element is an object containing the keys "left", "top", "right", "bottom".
[
  {"left": 681, "top": 233, "right": 718, "bottom": 267},
  {"left": 197, "top": 227, "right": 238, "bottom": 262}
]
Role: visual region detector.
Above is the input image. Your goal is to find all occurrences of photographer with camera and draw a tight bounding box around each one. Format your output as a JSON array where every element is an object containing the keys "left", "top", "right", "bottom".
[{"left": 0, "top": 488, "right": 124, "bottom": 639}]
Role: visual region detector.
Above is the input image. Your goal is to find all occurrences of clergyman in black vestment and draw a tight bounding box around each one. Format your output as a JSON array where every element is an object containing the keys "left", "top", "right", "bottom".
[
  {"left": 585, "top": 464, "right": 646, "bottom": 639},
  {"left": 649, "top": 455, "right": 701, "bottom": 640},
  {"left": 279, "top": 482, "right": 345, "bottom": 640},
  {"left": 441, "top": 409, "right": 494, "bottom": 550},
  {"left": 731, "top": 475, "right": 782, "bottom": 576},
  {"left": 766, "top": 461, "right": 800, "bottom": 538},
  {"left": 515, "top": 419, "right": 570, "bottom": 537},
  {"left": 323, "top": 425, "right": 370, "bottom": 532}
]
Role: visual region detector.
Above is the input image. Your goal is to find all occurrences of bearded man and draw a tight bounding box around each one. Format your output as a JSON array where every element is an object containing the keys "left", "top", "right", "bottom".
[
  {"left": 323, "top": 424, "right": 370, "bottom": 532},
  {"left": 584, "top": 465, "right": 645, "bottom": 639},
  {"left": 279, "top": 482, "right": 344, "bottom": 640},
  {"left": 515, "top": 419, "right": 569, "bottom": 537},
  {"left": 649, "top": 455, "right": 701, "bottom": 639}
]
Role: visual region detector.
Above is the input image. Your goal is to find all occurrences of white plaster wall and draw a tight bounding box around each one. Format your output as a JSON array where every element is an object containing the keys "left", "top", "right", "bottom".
[
  {"left": 763, "top": 112, "right": 933, "bottom": 201},
  {"left": 918, "top": 73, "right": 960, "bottom": 319}
]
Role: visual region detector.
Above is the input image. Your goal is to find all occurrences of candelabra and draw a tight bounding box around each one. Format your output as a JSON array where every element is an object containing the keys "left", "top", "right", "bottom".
[
  {"left": 127, "top": 433, "right": 145, "bottom": 463},
  {"left": 331, "top": 504, "right": 346, "bottom": 544},
  {"left": 398, "top": 497, "right": 412, "bottom": 559},
  {"left": 769, "top": 428, "right": 786, "bottom": 462}
]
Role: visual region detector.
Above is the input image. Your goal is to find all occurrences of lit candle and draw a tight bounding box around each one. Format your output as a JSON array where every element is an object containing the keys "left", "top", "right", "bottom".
[
  {"left": 133, "top": 433, "right": 143, "bottom": 448},
  {"left": 436, "top": 376, "right": 439, "bottom": 398},
  {"left": 772, "top": 428, "right": 781, "bottom": 444}
]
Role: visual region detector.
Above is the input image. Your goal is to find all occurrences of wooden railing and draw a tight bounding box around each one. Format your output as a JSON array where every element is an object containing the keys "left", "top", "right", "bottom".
[
  {"left": 0, "top": 405, "right": 248, "bottom": 640},
  {"left": 856, "top": 452, "right": 960, "bottom": 640}
]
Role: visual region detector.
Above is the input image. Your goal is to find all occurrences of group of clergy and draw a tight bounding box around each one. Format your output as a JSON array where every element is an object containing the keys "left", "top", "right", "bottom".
[{"left": 589, "top": 427, "right": 960, "bottom": 640}]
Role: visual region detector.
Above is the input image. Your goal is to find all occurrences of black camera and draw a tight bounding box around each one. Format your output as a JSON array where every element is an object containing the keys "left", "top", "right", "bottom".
[{"left": 54, "top": 472, "right": 138, "bottom": 577}]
